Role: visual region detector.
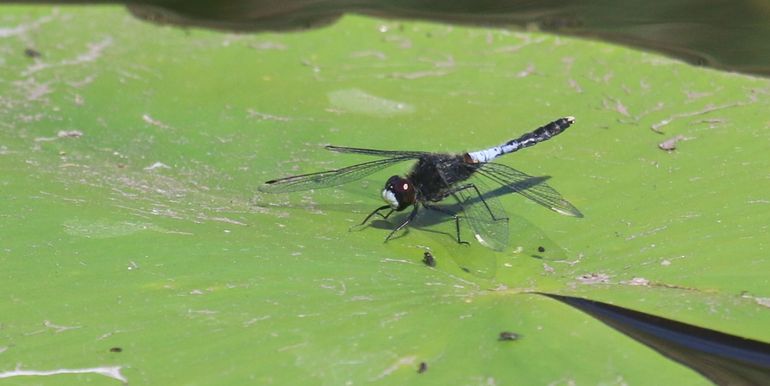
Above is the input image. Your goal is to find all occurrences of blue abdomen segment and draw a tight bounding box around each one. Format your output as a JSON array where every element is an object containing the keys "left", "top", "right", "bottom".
[{"left": 465, "top": 116, "right": 575, "bottom": 163}]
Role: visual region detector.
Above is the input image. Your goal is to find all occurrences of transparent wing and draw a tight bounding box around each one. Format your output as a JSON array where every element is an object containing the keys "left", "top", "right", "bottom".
[
  {"left": 476, "top": 162, "right": 583, "bottom": 217},
  {"left": 259, "top": 156, "right": 414, "bottom": 193},
  {"left": 326, "top": 145, "right": 430, "bottom": 158},
  {"left": 452, "top": 177, "right": 510, "bottom": 252}
]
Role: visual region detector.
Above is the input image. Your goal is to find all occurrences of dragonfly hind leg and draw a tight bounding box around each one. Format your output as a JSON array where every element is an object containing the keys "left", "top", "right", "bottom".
[
  {"left": 424, "top": 204, "right": 470, "bottom": 246},
  {"left": 450, "top": 184, "right": 509, "bottom": 222}
]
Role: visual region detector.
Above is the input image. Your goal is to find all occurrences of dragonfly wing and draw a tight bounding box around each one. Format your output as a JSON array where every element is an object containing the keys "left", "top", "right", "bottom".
[
  {"left": 452, "top": 177, "right": 510, "bottom": 251},
  {"left": 259, "top": 156, "right": 413, "bottom": 193},
  {"left": 326, "top": 145, "right": 430, "bottom": 158},
  {"left": 476, "top": 162, "right": 583, "bottom": 217}
]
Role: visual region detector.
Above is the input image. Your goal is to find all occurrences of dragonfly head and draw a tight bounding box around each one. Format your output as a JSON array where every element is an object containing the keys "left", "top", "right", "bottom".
[{"left": 382, "top": 176, "right": 415, "bottom": 211}]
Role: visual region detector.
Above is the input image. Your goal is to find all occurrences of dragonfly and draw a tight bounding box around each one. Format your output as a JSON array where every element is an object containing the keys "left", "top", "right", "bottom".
[{"left": 259, "top": 117, "right": 582, "bottom": 251}]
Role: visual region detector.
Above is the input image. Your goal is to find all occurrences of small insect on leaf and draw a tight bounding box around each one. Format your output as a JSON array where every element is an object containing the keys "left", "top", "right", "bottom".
[{"left": 417, "top": 362, "right": 428, "bottom": 374}]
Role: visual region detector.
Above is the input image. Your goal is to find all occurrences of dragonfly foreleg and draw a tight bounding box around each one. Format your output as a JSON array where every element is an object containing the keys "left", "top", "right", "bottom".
[
  {"left": 384, "top": 204, "right": 419, "bottom": 242},
  {"left": 424, "top": 204, "right": 470, "bottom": 246},
  {"left": 359, "top": 204, "right": 393, "bottom": 226}
]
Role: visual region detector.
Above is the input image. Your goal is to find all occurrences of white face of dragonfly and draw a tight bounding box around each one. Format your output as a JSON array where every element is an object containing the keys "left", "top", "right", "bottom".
[{"left": 381, "top": 188, "right": 400, "bottom": 210}]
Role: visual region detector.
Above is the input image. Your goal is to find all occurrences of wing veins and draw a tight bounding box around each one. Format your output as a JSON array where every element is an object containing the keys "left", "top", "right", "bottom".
[
  {"left": 452, "top": 177, "right": 510, "bottom": 251},
  {"left": 259, "top": 155, "right": 413, "bottom": 193},
  {"left": 477, "top": 163, "right": 583, "bottom": 217},
  {"left": 325, "top": 145, "right": 430, "bottom": 158}
]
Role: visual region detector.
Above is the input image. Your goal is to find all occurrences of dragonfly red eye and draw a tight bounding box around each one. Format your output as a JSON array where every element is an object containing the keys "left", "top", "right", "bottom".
[{"left": 383, "top": 176, "right": 415, "bottom": 211}]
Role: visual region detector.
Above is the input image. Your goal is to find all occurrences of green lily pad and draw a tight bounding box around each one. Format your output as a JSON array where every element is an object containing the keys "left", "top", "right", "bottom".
[{"left": 1, "top": 5, "right": 768, "bottom": 385}]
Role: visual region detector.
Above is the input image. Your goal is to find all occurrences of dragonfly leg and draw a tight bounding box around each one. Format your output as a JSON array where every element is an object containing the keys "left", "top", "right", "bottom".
[
  {"left": 424, "top": 204, "right": 470, "bottom": 246},
  {"left": 359, "top": 205, "right": 393, "bottom": 225},
  {"left": 384, "top": 204, "right": 419, "bottom": 242},
  {"left": 449, "top": 184, "right": 508, "bottom": 222}
]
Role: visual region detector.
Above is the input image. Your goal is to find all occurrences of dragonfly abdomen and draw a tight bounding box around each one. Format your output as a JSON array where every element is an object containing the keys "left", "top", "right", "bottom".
[{"left": 465, "top": 116, "right": 575, "bottom": 163}]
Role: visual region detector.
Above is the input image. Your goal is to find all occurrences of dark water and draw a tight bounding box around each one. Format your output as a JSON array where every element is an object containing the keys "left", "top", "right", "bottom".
[
  {"left": 542, "top": 293, "right": 770, "bottom": 386},
  {"left": 13, "top": 0, "right": 768, "bottom": 76}
]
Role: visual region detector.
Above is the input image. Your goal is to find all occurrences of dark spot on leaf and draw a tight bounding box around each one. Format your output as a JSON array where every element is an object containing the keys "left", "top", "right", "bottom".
[
  {"left": 537, "top": 246, "right": 546, "bottom": 253},
  {"left": 498, "top": 331, "right": 520, "bottom": 341},
  {"left": 109, "top": 347, "right": 123, "bottom": 353},
  {"left": 24, "top": 48, "right": 41, "bottom": 58},
  {"left": 417, "top": 361, "right": 428, "bottom": 373}
]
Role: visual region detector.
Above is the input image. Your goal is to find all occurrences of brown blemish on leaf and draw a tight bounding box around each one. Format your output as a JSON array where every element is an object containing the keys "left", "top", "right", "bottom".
[
  {"left": 577, "top": 273, "right": 610, "bottom": 284},
  {"left": 658, "top": 135, "right": 690, "bottom": 151}
]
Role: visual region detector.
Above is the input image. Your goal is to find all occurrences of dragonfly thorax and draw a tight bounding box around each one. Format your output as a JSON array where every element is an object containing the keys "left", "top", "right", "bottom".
[{"left": 382, "top": 175, "right": 416, "bottom": 211}]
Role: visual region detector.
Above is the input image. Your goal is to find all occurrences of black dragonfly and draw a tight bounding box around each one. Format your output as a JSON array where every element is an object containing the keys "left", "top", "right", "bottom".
[{"left": 259, "top": 117, "right": 582, "bottom": 251}]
